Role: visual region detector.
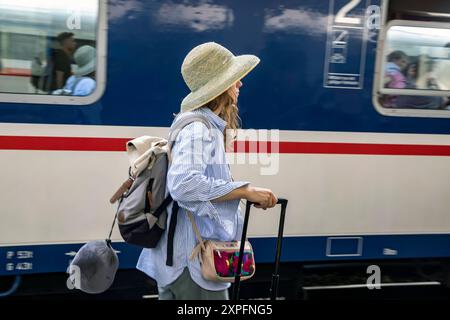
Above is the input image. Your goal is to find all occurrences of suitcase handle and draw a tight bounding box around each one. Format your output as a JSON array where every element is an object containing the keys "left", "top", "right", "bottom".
[{"left": 232, "top": 198, "right": 288, "bottom": 300}]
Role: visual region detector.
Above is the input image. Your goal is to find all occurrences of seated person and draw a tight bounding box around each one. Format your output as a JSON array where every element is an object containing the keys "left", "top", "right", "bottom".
[
  {"left": 395, "top": 62, "right": 447, "bottom": 109},
  {"left": 382, "top": 51, "right": 408, "bottom": 108},
  {"left": 385, "top": 50, "right": 408, "bottom": 89},
  {"left": 53, "top": 45, "right": 96, "bottom": 96}
]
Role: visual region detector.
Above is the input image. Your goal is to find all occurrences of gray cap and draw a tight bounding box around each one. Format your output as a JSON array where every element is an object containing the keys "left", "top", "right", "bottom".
[{"left": 68, "top": 240, "right": 119, "bottom": 294}]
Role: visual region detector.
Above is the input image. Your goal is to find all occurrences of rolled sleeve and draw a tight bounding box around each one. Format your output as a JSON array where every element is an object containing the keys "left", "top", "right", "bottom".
[{"left": 167, "top": 121, "right": 249, "bottom": 221}]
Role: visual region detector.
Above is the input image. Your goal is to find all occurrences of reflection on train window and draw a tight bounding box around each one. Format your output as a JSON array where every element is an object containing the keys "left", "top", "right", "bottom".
[
  {"left": 0, "top": 0, "right": 99, "bottom": 97},
  {"left": 378, "top": 24, "right": 450, "bottom": 111}
]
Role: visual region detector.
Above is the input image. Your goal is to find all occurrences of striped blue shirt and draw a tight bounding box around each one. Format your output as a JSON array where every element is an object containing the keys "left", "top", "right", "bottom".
[{"left": 136, "top": 107, "right": 249, "bottom": 291}]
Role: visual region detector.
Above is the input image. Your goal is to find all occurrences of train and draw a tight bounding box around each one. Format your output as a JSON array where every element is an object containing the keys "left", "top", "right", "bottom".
[{"left": 1, "top": 0, "right": 450, "bottom": 298}]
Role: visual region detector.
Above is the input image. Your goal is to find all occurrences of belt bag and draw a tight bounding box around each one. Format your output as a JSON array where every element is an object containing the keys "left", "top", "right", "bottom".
[{"left": 187, "top": 212, "right": 256, "bottom": 283}]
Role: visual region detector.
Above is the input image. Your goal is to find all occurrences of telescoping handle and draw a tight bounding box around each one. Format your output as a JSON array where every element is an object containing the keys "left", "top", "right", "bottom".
[{"left": 232, "top": 198, "right": 288, "bottom": 301}]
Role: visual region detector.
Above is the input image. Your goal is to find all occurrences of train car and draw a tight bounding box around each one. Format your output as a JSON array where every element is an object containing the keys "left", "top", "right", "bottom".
[{"left": 0, "top": 0, "right": 450, "bottom": 298}]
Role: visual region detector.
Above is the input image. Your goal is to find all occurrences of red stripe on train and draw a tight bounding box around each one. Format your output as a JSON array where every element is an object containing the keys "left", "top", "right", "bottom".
[
  {"left": 1, "top": 135, "right": 450, "bottom": 156},
  {"left": 0, "top": 68, "right": 32, "bottom": 77},
  {"left": 0, "top": 136, "right": 130, "bottom": 152},
  {"left": 233, "top": 141, "right": 450, "bottom": 156}
]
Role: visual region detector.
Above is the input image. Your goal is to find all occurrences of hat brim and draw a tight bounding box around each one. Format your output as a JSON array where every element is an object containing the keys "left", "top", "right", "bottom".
[
  {"left": 181, "top": 54, "right": 260, "bottom": 113},
  {"left": 73, "top": 60, "right": 95, "bottom": 76}
]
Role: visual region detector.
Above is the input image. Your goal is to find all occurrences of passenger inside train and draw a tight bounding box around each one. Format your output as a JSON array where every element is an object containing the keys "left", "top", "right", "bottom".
[
  {"left": 384, "top": 50, "right": 408, "bottom": 90},
  {"left": 395, "top": 62, "right": 447, "bottom": 109},
  {"left": 52, "top": 45, "right": 97, "bottom": 97},
  {"left": 380, "top": 24, "right": 450, "bottom": 110},
  {"left": 51, "top": 32, "right": 76, "bottom": 92},
  {"left": 30, "top": 32, "right": 76, "bottom": 94}
]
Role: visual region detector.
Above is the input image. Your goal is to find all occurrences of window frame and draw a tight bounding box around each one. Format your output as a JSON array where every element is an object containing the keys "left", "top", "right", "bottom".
[
  {"left": 0, "top": 0, "right": 107, "bottom": 105},
  {"left": 373, "top": 6, "right": 450, "bottom": 118}
]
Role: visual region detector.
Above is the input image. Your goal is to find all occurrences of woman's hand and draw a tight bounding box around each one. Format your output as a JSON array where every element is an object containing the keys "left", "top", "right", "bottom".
[{"left": 243, "top": 186, "right": 278, "bottom": 209}]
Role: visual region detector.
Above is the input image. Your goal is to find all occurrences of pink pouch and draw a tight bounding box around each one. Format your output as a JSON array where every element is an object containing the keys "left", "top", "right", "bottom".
[
  {"left": 187, "top": 212, "right": 256, "bottom": 283},
  {"left": 199, "top": 240, "right": 255, "bottom": 282}
]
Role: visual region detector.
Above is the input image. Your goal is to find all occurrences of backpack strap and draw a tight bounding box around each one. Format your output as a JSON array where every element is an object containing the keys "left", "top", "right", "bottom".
[
  {"left": 165, "top": 200, "right": 179, "bottom": 266},
  {"left": 166, "top": 113, "right": 212, "bottom": 163},
  {"left": 152, "top": 194, "right": 173, "bottom": 218},
  {"left": 165, "top": 112, "right": 212, "bottom": 266}
]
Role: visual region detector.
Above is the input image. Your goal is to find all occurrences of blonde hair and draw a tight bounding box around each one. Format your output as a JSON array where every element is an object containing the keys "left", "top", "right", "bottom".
[{"left": 204, "top": 86, "right": 241, "bottom": 149}]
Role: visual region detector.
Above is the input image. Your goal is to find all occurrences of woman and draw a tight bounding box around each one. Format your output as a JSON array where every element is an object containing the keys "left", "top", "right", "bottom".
[
  {"left": 382, "top": 51, "right": 409, "bottom": 108},
  {"left": 384, "top": 50, "right": 408, "bottom": 89},
  {"left": 137, "top": 42, "right": 277, "bottom": 300}
]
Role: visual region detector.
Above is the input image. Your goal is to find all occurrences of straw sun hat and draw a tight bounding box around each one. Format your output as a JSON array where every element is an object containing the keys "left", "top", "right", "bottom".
[{"left": 180, "top": 42, "right": 260, "bottom": 113}]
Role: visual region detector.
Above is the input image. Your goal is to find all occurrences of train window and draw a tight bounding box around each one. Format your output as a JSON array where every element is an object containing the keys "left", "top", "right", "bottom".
[
  {"left": 0, "top": 0, "right": 106, "bottom": 105},
  {"left": 373, "top": 0, "right": 450, "bottom": 117}
]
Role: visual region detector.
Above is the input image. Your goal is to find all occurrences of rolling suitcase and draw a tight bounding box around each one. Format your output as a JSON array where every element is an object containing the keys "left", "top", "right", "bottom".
[{"left": 232, "top": 198, "right": 288, "bottom": 300}]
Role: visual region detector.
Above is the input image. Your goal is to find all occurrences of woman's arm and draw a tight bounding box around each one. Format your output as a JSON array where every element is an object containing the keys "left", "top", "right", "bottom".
[{"left": 212, "top": 184, "right": 277, "bottom": 209}]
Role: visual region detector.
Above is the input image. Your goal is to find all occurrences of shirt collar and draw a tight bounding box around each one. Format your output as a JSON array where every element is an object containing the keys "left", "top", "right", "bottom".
[{"left": 196, "top": 107, "right": 227, "bottom": 132}]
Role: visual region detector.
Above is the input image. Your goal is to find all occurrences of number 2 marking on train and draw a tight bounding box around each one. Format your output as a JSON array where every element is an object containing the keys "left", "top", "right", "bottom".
[{"left": 335, "top": 0, "right": 362, "bottom": 25}]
